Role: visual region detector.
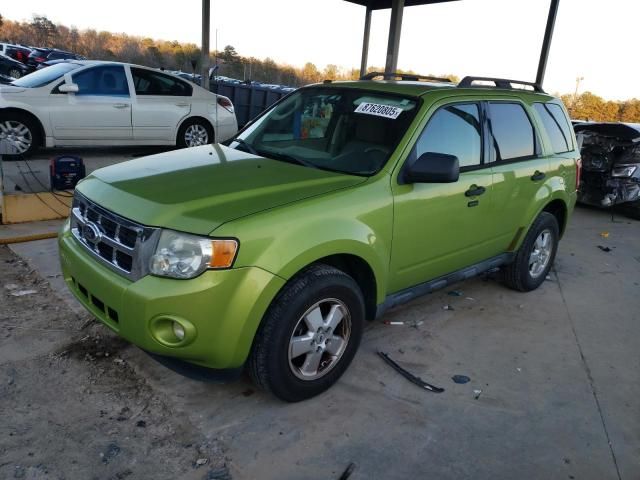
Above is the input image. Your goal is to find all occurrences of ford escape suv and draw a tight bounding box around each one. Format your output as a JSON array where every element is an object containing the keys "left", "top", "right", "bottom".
[{"left": 59, "top": 73, "right": 580, "bottom": 401}]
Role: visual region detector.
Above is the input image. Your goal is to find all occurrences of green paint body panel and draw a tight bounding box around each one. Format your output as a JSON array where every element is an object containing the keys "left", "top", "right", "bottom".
[{"left": 59, "top": 81, "right": 579, "bottom": 370}]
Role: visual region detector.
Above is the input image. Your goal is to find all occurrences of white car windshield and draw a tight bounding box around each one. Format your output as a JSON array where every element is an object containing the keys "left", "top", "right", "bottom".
[{"left": 11, "top": 62, "right": 82, "bottom": 88}]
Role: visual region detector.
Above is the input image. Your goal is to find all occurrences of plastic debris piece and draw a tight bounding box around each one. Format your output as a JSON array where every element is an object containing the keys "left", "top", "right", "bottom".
[
  {"left": 466, "top": 297, "right": 475, "bottom": 301},
  {"left": 516, "top": 367, "right": 522, "bottom": 372},
  {"left": 448, "top": 290, "right": 463, "bottom": 297},
  {"left": 9, "top": 289, "right": 37, "bottom": 297},
  {"left": 597, "top": 245, "right": 611, "bottom": 252},
  {"left": 452, "top": 375, "right": 471, "bottom": 384},
  {"left": 473, "top": 389, "right": 483, "bottom": 399},
  {"left": 4, "top": 283, "right": 19, "bottom": 290},
  {"left": 196, "top": 458, "right": 209, "bottom": 467},
  {"left": 384, "top": 321, "right": 404, "bottom": 325},
  {"left": 600, "top": 231, "right": 609, "bottom": 238},
  {"left": 443, "top": 305, "right": 455, "bottom": 311},
  {"left": 338, "top": 462, "right": 357, "bottom": 480},
  {"left": 378, "top": 351, "right": 444, "bottom": 393}
]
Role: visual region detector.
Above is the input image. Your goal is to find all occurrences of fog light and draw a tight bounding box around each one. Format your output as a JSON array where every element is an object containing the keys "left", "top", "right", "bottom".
[{"left": 172, "top": 321, "right": 185, "bottom": 341}]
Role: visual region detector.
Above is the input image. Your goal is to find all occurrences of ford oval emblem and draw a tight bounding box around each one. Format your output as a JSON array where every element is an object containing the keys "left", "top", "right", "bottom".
[{"left": 83, "top": 222, "right": 102, "bottom": 245}]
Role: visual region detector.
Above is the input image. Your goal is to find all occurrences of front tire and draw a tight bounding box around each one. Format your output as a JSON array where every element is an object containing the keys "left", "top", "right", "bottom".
[
  {"left": 0, "top": 113, "right": 40, "bottom": 157},
  {"left": 502, "top": 212, "right": 559, "bottom": 292},
  {"left": 176, "top": 118, "right": 214, "bottom": 148},
  {"left": 248, "top": 264, "right": 365, "bottom": 402}
]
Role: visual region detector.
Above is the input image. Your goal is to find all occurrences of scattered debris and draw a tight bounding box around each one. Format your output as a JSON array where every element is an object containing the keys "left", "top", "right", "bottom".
[
  {"left": 443, "top": 304, "right": 455, "bottom": 311},
  {"left": 473, "top": 389, "right": 483, "bottom": 400},
  {"left": 195, "top": 458, "right": 209, "bottom": 467},
  {"left": 136, "top": 420, "right": 146, "bottom": 428},
  {"left": 409, "top": 320, "right": 424, "bottom": 328},
  {"left": 600, "top": 231, "right": 609, "bottom": 238},
  {"left": 383, "top": 320, "right": 404, "bottom": 325},
  {"left": 338, "top": 462, "right": 357, "bottom": 480},
  {"left": 452, "top": 375, "right": 470, "bottom": 384},
  {"left": 9, "top": 289, "right": 38, "bottom": 297},
  {"left": 516, "top": 368, "right": 522, "bottom": 372},
  {"left": 465, "top": 297, "right": 475, "bottom": 301},
  {"left": 377, "top": 351, "right": 444, "bottom": 393},
  {"left": 100, "top": 443, "right": 121, "bottom": 464},
  {"left": 4, "top": 283, "right": 19, "bottom": 290},
  {"left": 448, "top": 290, "right": 463, "bottom": 297},
  {"left": 597, "top": 245, "right": 612, "bottom": 252}
]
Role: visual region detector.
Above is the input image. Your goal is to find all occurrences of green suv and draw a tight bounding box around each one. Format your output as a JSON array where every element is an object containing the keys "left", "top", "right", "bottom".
[{"left": 59, "top": 74, "right": 580, "bottom": 401}]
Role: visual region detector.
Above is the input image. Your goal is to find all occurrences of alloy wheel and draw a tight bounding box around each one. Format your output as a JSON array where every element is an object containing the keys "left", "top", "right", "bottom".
[
  {"left": 0, "top": 120, "right": 32, "bottom": 154},
  {"left": 184, "top": 124, "right": 209, "bottom": 147},
  {"left": 529, "top": 229, "right": 553, "bottom": 278},
  {"left": 288, "top": 298, "right": 351, "bottom": 381}
]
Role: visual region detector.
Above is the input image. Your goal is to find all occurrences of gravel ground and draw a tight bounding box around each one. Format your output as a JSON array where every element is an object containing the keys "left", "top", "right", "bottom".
[{"left": 0, "top": 245, "right": 231, "bottom": 480}]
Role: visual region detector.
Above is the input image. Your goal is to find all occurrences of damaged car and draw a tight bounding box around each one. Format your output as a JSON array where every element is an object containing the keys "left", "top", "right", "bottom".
[{"left": 574, "top": 122, "right": 640, "bottom": 219}]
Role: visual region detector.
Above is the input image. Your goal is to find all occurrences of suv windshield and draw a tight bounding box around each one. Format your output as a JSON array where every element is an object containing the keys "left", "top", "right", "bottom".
[
  {"left": 232, "top": 87, "right": 419, "bottom": 175},
  {"left": 11, "top": 62, "right": 81, "bottom": 88}
]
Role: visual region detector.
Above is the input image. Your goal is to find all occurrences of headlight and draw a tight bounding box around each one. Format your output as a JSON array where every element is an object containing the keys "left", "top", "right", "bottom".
[
  {"left": 611, "top": 165, "right": 638, "bottom": 178},
  {"left": 149, "top": 230, "right": 238, "bottom": 279}
]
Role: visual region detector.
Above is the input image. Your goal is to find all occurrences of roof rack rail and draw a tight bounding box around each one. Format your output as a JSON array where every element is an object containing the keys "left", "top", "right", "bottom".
[
  {"left": 361, "top": 71, "right": 453, "bottom": 83},
  {"left": 458, "top": 76, "right": 545, "bottom": 93}
]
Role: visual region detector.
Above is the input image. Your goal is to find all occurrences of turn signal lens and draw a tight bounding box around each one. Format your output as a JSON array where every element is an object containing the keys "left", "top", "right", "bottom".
[{"left": 210, "top": 239, "right": 238, "bottom": 268}]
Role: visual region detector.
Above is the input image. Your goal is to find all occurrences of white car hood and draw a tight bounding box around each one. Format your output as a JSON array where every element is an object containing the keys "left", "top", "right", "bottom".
[{"left": 0, "top": 85, "right": 26, "bottom": 94}]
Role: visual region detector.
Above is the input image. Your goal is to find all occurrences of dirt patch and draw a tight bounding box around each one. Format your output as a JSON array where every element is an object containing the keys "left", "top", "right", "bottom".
[{"left": 0, "top": 246, "right": 231, "bottom": 479}]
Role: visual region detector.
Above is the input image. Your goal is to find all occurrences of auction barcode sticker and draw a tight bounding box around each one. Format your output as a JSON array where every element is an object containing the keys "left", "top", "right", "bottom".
[{"left": 355, "top": 102, "right": 403, "bottom": 119}]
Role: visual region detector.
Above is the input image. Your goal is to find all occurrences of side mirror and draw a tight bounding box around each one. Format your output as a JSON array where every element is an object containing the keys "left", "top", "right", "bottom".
[
  {"left": 403, "top": 152, "right": 460, "bottom": 184},
  {"left": 59, "top": 83, "right": 79, "bottom": 93}
]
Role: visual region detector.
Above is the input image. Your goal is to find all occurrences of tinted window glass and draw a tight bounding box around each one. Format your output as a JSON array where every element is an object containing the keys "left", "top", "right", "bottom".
[
  {"left": 414, "top": 103, "right": 482, "bottom": 168},
  {"left": 547, "top": 103, "right": 574, "bottom": 150},
  {"left": 131, "top": 68, "right": 192, "bottom": 96},
  {"left": 72, "top": 66, "right": 129, "bottom": 97},
  {"left": 489, "top": 103, "right": 535, "bottom": 161},
  {"left": 533, "top": 102, "right": 572, "bottom": 153}
]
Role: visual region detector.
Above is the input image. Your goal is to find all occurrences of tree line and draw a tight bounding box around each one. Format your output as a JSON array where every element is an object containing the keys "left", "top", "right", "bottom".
[{"left": 1, "top": 14, "right": 639, "bottom": 122}]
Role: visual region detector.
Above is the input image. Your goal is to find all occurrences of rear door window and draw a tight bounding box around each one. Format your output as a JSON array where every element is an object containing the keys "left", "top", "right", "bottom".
[
  {"left": 413, "top": 103, "right": 482, "bottom": 168},
  {"left": 488, "top": 102, "right": 536, "bottom": 161},
  {"left": 533, "top": 102, "right": 574, "bottom": 153},
  {"left": 130, "top": 68, "right": 192, "bottom": 96}
]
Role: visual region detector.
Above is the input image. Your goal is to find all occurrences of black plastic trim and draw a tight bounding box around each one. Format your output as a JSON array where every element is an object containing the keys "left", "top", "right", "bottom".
[
  {"left": 375, "top": 253, "right": 514, "bottom": 318},
  {"left": 144, "top": 350, "right": 244, "bottom": 383},
  {"left": 458, "top": 76, "right": 545, "bottom": 93}
]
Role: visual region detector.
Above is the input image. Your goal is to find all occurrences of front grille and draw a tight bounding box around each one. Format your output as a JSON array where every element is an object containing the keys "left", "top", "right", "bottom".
[{"left": 70, "top": 192, "right": 160, "bottom": 281}]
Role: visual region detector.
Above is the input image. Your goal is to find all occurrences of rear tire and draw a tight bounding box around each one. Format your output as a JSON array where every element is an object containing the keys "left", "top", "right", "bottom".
[
  {"left": 0, "top": 112, "right": 40, "bottom": 157},
  {"left": 248, "top": 264, "right": 365, "bottom": 402},
  {"left": 502, "top": 212, "right": 559, "bottom": 292},
  {"left": 176, "top": 118, "right": 214, "bottom": 148}
]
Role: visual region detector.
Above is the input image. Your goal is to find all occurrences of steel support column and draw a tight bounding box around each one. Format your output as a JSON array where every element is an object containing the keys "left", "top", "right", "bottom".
[
  {"left": 201, "top": 0, "right": 211, "bottom": 90},
  {"left": 359, "top": 7, "right": 373, "bottom": 78},
  {"left": 535, "top": 0, "right": 560, "bottom": 87},
  {"left": 384, "top": 0, "right": 405, "bottom": 79}
]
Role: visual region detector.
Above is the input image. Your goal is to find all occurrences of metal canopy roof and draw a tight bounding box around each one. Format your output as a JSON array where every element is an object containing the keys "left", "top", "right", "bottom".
[{"left": 345, "top": 0, "right": 457, "bottom": 10}]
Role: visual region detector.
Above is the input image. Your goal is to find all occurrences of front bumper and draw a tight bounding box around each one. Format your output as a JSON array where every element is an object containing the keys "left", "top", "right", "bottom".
[{"left": 59, "top": 221, "right": 285, "bottom": 369}]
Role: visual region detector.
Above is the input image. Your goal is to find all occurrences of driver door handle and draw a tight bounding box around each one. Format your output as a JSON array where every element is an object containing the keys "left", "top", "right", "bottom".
[
  {"left": 465, "top": 185, "right": 486, "bottom": 197},
  {"left": 113, "top": 103, "right": 129, "bottom": 109}
]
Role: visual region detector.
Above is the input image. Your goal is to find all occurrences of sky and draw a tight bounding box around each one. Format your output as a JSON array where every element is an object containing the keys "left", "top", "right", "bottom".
[{"left": 2, "top": 0, "right": 638, "bottom": 100}]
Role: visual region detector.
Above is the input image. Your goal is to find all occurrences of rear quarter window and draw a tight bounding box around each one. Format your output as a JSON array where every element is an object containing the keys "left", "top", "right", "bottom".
[
  {"left": 488, "top": 102, "right": 536, "bottom": 161},
  {"left": 533, "top": 102, "right": 574, "bottom": 153}
]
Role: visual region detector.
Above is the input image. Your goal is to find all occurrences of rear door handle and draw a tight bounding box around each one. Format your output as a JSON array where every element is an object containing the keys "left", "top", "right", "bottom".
[
  {"left": 175, "top": 103, "right": 190, "bottom": 107},
  {"left": 531, "top": 170, "right": 546, "bottom": 181},
  {"left": 113, "top": 103, "right": 129, "bottom": 109},
  {"left": 465, "top": 185, "right": 486, "bottom": 197}
]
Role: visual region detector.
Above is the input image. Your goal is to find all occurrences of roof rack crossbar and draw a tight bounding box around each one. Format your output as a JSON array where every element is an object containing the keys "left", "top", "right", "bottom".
[
  {"left": 458, "top": 76, "right": 545, "bottom": 93},
  {"left": 361, "top": 71, "right": 453, "bottom": 83}
]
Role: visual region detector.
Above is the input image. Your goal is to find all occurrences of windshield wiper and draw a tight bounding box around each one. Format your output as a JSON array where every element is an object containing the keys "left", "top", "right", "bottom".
[
  {"left": 265, "top": 151, "right": 318, "bottom": 169},
  {"left": 233, "top": 138, "right": 260, "bottom": 156}
]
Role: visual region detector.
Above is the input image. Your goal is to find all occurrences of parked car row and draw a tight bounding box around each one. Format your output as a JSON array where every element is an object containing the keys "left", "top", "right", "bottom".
[{"left": 0, "top": 42, "right": 85, "bottom": 78}]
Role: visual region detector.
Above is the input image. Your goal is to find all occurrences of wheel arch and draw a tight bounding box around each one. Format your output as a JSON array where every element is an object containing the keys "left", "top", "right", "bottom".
[
  {"left": 541, "top": 198, "right": 568, "bottom": 237},
  {"left": 176, "top": 115, "right": 215, "bottom": 144},
  {"left": 0, "top": 107, "right": 46, "bottom": 148}
]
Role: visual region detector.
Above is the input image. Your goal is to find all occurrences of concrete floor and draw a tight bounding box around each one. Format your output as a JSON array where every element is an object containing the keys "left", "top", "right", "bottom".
[{"left": 4, "top": 206, "right": 639, "bottom": 480}]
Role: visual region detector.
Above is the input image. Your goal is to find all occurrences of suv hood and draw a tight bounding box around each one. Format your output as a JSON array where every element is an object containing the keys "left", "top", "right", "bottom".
[{"left": 77, "top": 144, "right": 367, "bottom": 235}]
